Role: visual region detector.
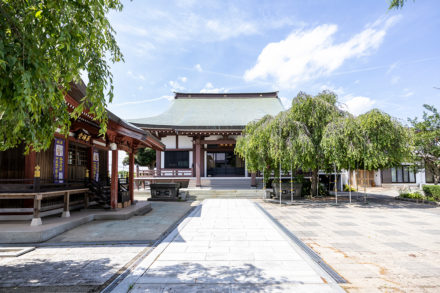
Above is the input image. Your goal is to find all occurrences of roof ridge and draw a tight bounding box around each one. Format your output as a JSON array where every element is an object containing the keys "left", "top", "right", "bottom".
[{"left": 174, "top": 92, "right": 279, "bottom": 99}]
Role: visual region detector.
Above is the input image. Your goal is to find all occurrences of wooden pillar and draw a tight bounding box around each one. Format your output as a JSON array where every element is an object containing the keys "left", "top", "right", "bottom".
[
  {"left": 62, "top": 191, "right": 70, "bottom": 217},
  {"left": 129, "top": 150, "right": 135, "bottom": 203},
  {"left": 195, "top": 138, "right": 201, "bottom": 187},
  {"left": 88, "top": 146, "right": 93, "bottom": 182},
  {"left": 31, "top": 194, "right": 42, "bottom": 226},
  {"left": 24, "top": 151, "right": 36, "bottom": 180},
  {"left": 200, "top": 147, "right": 205, "bottom": 177},
  {"left": 64, "top": 139, "right": 69, "bottom": 181},
  {"left": 156, "top": 150, "right": 161, "bottom": 176},
  {"left": 251, "top": 172, "right": 257, "bottom": 187},
  {"left": 111, "top": 150, "right": 118, "bottom": 209}
]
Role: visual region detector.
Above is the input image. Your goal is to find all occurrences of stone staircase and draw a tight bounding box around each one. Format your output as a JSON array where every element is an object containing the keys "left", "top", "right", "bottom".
[
  {"left": 183, "top": 178, "right": 265, "bottom": 199},
  {"left": 187, "top": 178, "right": 262, "bottom": 189}
]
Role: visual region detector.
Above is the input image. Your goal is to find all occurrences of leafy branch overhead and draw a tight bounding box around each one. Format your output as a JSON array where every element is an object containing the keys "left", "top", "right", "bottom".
[{"left": 0, "top": 1, "right": 123, "bottom": 152}]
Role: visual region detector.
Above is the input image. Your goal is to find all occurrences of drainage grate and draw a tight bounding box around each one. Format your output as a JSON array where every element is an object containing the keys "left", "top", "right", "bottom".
[{"left": 254, "top": 202, "right": 347, "bottom": 284}]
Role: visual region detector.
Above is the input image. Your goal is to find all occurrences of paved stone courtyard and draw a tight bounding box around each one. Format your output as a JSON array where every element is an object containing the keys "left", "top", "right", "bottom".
[
  {"left": 260, "top": 195, "right": 440, "bottom": 292},
  {"left": 113, "top": 199, "right": 343, "bottom": 293},
  {"left": 0, "top": 200, "right": 195, "bottom": 292}
]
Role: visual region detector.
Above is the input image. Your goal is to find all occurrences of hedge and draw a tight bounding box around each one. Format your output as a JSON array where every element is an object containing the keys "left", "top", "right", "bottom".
[{"left": 423, "top": 185, "right": 440, "bottom": 201}]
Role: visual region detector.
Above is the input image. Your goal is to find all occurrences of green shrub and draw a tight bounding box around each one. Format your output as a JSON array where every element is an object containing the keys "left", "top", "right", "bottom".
[
  {"left": 400, "top": 192, "right": 424, "bottom": 200},
  {"left": 423, "top": 185, "right": 440, "bottom": 201},
  {"left": 343, "top": 184, "right": 356, "bottom": 192}
]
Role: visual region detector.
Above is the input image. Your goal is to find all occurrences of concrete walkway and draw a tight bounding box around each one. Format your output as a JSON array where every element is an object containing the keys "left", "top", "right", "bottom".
[{"left": 111, "top": 199, "right": 343, "bottom": 292}]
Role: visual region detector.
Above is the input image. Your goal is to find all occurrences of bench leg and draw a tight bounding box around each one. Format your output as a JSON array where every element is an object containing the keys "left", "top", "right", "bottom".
[
  {"left": 62, "top": 192, "right": 70, "bottom": 218},
  {"left": 31, "top": 195, "right": 42, "bottom": 226}
]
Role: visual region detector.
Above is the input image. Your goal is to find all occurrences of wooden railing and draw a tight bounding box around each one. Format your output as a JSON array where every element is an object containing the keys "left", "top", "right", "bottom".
[{"left": 137, "top": 169, "right": 193, "bottom": 177}]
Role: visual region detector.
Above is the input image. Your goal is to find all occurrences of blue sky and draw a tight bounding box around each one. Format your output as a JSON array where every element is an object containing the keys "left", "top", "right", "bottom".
[{"left": 104, "top": 0, "right": 440, "bottom": 124}]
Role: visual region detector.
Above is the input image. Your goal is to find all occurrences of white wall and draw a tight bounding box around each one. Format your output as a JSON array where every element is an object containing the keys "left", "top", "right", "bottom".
[
  {"left": 178, "top": 135, "right": 193, "bottom": 148},
  {"left": 374, "top": 170, "right": 381, "bottom": 186},
  {"left": 204, "top": 135, "right": 222, "bottom": 141},
  {"left": 161, "top": 136, "right": 175, "bottom": 149}
]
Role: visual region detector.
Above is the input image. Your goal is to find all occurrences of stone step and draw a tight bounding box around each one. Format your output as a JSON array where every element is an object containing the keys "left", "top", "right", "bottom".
[
  {"left": 180, "top": 188, "right": 265, "bottom": 199},
  {"left": 187, "top": 178, "right": 262, "bottom": 189}
]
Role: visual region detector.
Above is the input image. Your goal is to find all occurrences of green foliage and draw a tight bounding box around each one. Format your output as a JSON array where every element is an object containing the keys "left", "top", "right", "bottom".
[
  {"left": 122, "top": 148, "right": 156, "bottom": 168},
  {"left": 389, "top": 0, "right": 411, "bottom": 9},
  {"left": 118, "top": 170, "right": 128, "bottom": 177},
  {"left": 135, "top": 148, "right": 156, "bottom": 167},
  {"left": 409, "top": 105, "right": 440, "bottom": 184},
  {"left": 423, "top": 185, "right": 440, "bottom": 201},
  {"left": 237, "top": 89, "right": 411, "bottom": 197},
  {"left": 235, "top": 114, "right": 275, "bottom": 184},
  {"left": 357, "top": 109, "right": 412, "bottom": 170},
  {"left": 343, "top": 184, "right": 356, "bottom": 192},
  {"left": 400, "top": 191, "right": 424, "bottom": 200},
  {"left": 0, "top": 0, "right": 123, "bottom": 152},
  {"left": 236, "top": 90, "right": 342, "bottom": 196}
]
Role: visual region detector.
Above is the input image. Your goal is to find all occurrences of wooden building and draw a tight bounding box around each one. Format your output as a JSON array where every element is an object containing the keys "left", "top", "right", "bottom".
[
  {"left": 129, "top": 92, "right": 284, "bottom": 188},
  {"left": 0, "top": 82, "right": 164, "bottom": 225}
]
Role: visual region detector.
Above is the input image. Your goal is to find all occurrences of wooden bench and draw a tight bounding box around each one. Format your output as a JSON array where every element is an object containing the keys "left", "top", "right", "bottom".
[{"left": 0, "top": 188, "right": 90, "bottom": 226}]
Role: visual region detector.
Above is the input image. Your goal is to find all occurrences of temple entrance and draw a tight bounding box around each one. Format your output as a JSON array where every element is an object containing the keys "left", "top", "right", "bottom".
[{"left": 207, "top": 151, "right": 245, "bottom": 177}]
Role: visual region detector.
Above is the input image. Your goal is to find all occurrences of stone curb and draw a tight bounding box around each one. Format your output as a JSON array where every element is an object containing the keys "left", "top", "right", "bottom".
[
  {"left": 395, "top": 196, "right": 440, "bottom": 206},
  {"left": 0, "top": 203, "right": 152, "bottom": 244}
]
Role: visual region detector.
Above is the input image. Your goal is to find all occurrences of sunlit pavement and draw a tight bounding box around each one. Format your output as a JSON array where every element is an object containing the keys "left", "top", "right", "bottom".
[
  {"left": 260, "top": 196, "right": 440, "bottom": 292},
  {"left": 113, "top": 199, "right": 343, "bottom": 293}
]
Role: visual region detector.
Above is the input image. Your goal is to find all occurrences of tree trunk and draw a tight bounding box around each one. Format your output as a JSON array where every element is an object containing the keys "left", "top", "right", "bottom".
[{"left": 311, "top": 168, "right": 319, "bottom": 198}]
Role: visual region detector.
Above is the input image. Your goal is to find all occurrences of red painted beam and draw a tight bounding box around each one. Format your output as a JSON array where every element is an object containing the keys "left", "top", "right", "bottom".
[{"left": 111, "top": 150, "right": 118, "bottom": 209}]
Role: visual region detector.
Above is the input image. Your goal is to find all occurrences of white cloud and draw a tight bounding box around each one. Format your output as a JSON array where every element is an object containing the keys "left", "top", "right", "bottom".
[
  {"left": 391, "top": 76, "right": 400, "bottom": 84},
  {"left": 402, "top": 88, "right": 414, "bottom": 97},
  {"left": 127, "top": 71, "right": 146, "bottom": 81},
  {"left": 169, "top": 80, "right": 185, "bottom": 91},
  {"left": 179, "top": 76, "right": 188, "bottom": 83},
  {"left": 386, "top": 61, "right": 399, "bottom": 74},
  {"left": 195, "top": 64, "right": 203, "bottom": 72},
  {"left": 279, "top": 97, "right": 291, "bottom": 109},
  {"left": 200, "top": 82, "right": 228, "bottom": 93},
  {"left": 318, "top": 84, "right": 345, "bottom": 95},
  {"left": 340, "top": 96, "right": 376, "bottom": 116},
  {"left": 244, "top": 16, "right": 400, "bottom": 89}
]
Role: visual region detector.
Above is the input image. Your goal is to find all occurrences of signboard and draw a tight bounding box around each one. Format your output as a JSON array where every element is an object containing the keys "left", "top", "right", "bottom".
[
  {"left": 75, "top": 129, "right": 91, "bottom": 143},
  {"left": 53, "top": 138, "right": 65, "bottom": 183},
  {"left": 92, "top": 150, "right": 99, "bottom": 181}
]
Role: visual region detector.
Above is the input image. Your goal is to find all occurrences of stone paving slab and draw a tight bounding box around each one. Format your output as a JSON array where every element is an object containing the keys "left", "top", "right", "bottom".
[
  {"left": 259, "top": 196, "right": 440, "bottom": 292},
  {"left": 111, "top": 199, "right": 343, "bottom": 293},
  {"left": 0, "top": 201, "right": 197, "bottom": 292},
  {"left": 47, "top": 201, "right": 193, "bottom": 243},
  {"left": 0, "top": 201, "right": 152, "bottom": 244}
]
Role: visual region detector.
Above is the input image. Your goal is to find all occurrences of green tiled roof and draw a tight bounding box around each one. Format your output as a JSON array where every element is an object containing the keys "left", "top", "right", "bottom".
[{"left": 129, "top": 92, "right": 284, "bottom": 129}]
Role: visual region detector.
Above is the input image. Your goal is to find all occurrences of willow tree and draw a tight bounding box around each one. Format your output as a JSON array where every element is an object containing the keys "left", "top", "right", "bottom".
[
  {"left": 0, "top": 1, "right": 123, "bottom": 152},
  {"left": 357, "top": 109, "right": 412, "bottom": 171},
  {"left": 409, "top": 105, "right": 440, "bottom": 184},
  {"left": 235, "top": 115, "right": 275, "bottom": 186},
  {"left": 323, "top": 110, "right": 411, "bottom": 200},
  {"left": 287, "top": 91, "right": 342, "bottom": 197},
  {"left": 322, "top": 115, "right": 365, "bottom": 201}
]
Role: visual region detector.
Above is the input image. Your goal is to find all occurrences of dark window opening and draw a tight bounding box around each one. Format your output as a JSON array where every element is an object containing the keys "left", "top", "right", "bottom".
[
  {"left": 165, "top": 151, "right": 189, "bottom": 168},
  {"left": 391, "top": 165, "right": 416, "bottom": 183}
]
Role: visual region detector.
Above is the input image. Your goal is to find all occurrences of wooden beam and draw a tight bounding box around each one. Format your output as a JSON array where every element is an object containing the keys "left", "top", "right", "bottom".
[
  {"left": 200, "top": 139, "right": 236, "bottom": 145},
  {"left": 129, "top": 151, "right": 135, "bottom": 202}
]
